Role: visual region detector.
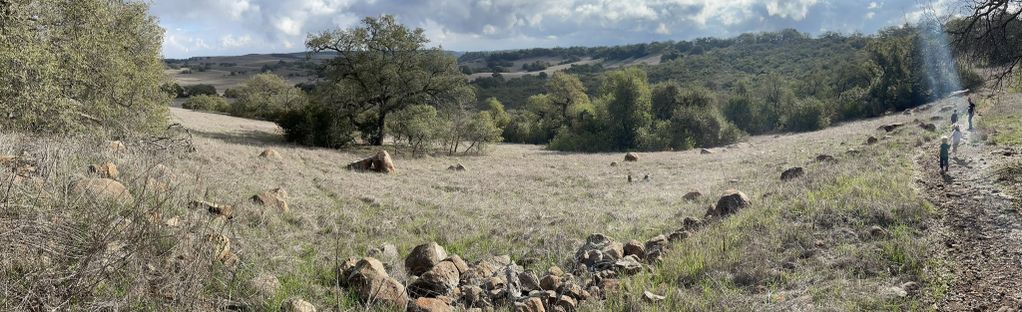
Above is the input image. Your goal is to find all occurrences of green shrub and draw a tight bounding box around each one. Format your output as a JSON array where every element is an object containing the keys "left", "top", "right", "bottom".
[
  {"left": 183, "top": 84, "right": 218, "bottom": 97},
  {"left": 783, "top": 97, "right": 831, "bottom": 132},
  {"left": 182, "top": 95, "right": 229, "bottom": 112},
  {"left": 229, "top": 73, "right": 307, "bottom": 121}
]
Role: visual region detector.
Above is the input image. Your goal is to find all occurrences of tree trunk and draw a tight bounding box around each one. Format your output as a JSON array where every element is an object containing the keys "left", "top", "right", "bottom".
[{"left": 372, "top": 111, "right": 387, "bottom": 146}]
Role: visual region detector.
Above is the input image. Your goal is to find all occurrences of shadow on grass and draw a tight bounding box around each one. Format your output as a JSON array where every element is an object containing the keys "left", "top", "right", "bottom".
[{"left": 190, "top": 128, "right": 284, "bottom": 146}]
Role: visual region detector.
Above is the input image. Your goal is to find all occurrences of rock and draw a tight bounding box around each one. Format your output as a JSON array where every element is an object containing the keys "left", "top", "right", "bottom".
[
  {"left": 349, "top": 258, "right": 407, "bottom": 309},
  {"left": 405, "top": 242, "right": 449, "bottom": 276},
  {"left": 259, "top": 149, "right": 282, "bottom": 160},
  {"left": 668, "top": 231, "right": 690, "bottom": 242},
  {"left": 515, "top": 297, "right": 545, "bottom": 312},
  {"left": 190, "top": 200, "right": 235, "bottom": 219},
  {"left": 624, "top": 152, "right": 639, "bottom": 162},
  {"left": 683, "top": 191, "right": 702, "bottom": 201},
  {"left": 461, "top": 285, "right": 488, "bottom": 309},
  {"left": 519, "top": 272, "right": 541, "bottom": 292},
  {"left": 447, "top": 164, "right": 467, "bottom": 171},
  {"left": 408, "top": 260, "right": 461, "bottom": 298},
  {"left": 881, "top": 286, "right": 908, "bottom": 298},
  {"left": 555, "top": 295, "right": 577, "bottom": 312},
  {"left": 866, "top": 136, "right": 879, "bottom": 145},
  {"left": 877, "top": 123, "right": 904, "bottom": 132},
  {"left": 281, "top": 298, "right": 316, "bottom": 312},
  {"left": 574, "top": 234, "right": 624, "bottom": 270},
  {"left": 869, "top": 226, "right": 888, "bottom": 238},
  {"left": 251, "top": 188, "right": 289, "bottom": 213},
  {"left": 623, "top": 240, "right": 645, "bottom": 259},
  {"left": 461, "top": 255, "right": 512, "bottom": 284},
  {"left": 72, "top": 178, "right": 133, "bottom": 203},
  {"left": 108, "top": 140, "right": 127, "bottom": 153},
  {"left": 559, "top": 282, "right": 587, "bottom": 300},
  {"left": 250, "top": 273, "right": 280, "bottom": 298},
  {"left": 919, "top": 123, "right": 936, "bottom": 132},
  {"left": 780, "top": 167, "right": 805, "bottom": 181},
  {"left": 682, "top": 217, "right": 702, "bottom": 231},
  {"left": 335, "top": 257, "right": 360, "bottom": 287},
  {"left": 446, "top": 255, "right": 469, "bottom": 274},
  {"left": 609, "top": 161, "right": 618, "bottom": 167},
  {"left": 409, "top": 297, "right": 451, "bottom": 312},
  {"left": 846, "top": 149, "right": 861, "bottom": 156},
  {"left": 706, "top": 190, "right": 751, "bottom": 218},
  {"left": 614, "top": 255, "right": 643, "bottom": 275},
  {"left": 539, "top": 274, "right": 562, "bottom": 291},
  {"left": 88, "top": 162, "right": 119, "bottom": 179},
  {"left": 815, "top": 154, "right": 836, "bottom": 162},
  {"left": 643, "top": 235, "right": 669, "bottom": 263},
  {"left": 900, "top": 281, "right": 920, "bottom": 295},
  {"left": 700, "top": 148, "right": 712, "bottom": 155},
  {"left": 547, "top": 266, "right": 564, "bottom": 277},
  {"left": 207, "top": 234, "right": 231, "bottom": 262},
  {"left": 346, "top": 150, "right": 396, "bottom": 174},
  {"left": 642, "top": 291, "right": 665, "bottom": 303}
]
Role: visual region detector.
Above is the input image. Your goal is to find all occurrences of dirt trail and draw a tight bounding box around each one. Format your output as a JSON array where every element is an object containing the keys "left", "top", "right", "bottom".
[{"left": 916, "top": 99, "right": 1022, "bottom": 311}]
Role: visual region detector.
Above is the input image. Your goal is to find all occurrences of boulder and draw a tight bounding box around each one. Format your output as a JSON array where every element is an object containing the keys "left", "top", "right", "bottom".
[
  {"left": 348, "top": 257, "right": 408, "bottom": 309},
  {"left": 88, "top": 162, "right": 119, "bottom": 180},
  {"left": 624, "top": 152, "right": 640, "bottom": 162},
  {"left": 72, "top": 178, "right": 133, "bottom": 203},
  {"left": 447, "top": 164, "right": 467, "bottom": 171},
  {"left": 866, "top": 136, "right": 879, "bottom": 145},
  {"left": 252, "top": 188, "right": 289, "bottom": 213},
  {"left": 682, "top": 191, "right": 702, "bottom": 201},
  {"left": 877, "top": 123, "right": 904, "bottom": 132},
  {"left": 518, "top": 272, "right": 541, "bottom": 292},
  {"left": 515, "top": 297, "right": 545, "bottom": 312},
  {"left": 707, "top": 190, "right": 751, "bottom": 218},
  {"left": 555, "top": 295, "right": 577, "bottom": 312},
  {"left": 609, "top": 161, "right": 618, "bottom": 167},
  {"left": 461, "top": 285, "right": 488, "bottom": 309},
  {"left": 190, "top": 200, "right": 235, "bottom": 219},
  {"left": 409, "top": 297, "right": 452, "bottom": 312},
  {"left": 281, "top": 298, "right": 316, "bottom": 312},
  {"left": 539, "top": 274, "right": 562, "bottom": 291},
  {"left": 668, "top": 231, "right": 690, "bottom": 242},
  {"left": 335, "top": 257, "right": 360, "bottom": 287},
  {"left": 700, "top": 148, "right": 713, "bottom": 155},
  {"left": 623, "top": 240, "right": 645, "bottom": 259},
  {"left": 405, "top": 242, "right": 448, "bottom": 276},
  {"left": 574, "top": 234, "right": 623, "bottom": 269},
  {"left": 780, "top": 167, "right": 805, "bottom": 181},
  {"left": 407, "top": 260, "right": 461, "bottom": 298},
  {"left": 643, "top": 235, "right": 669, "bottom": 263},
  {"left": 682, "top": 217, "right": 702, "bottom": 231},
  {"left": 250, "top": 273, "right": 280, "bottom": 298},
  {"left": 815, "top": 154, "right": 836, "bottom": 162},
  {"left": 207, "top": 234, "right": 231, "bottom": 262},
  {"left": 614, "top": 255, "right": 643, "bottom": 275},
  {"left": 446, "top": 255, "right": 469, "bottom": 274},
  {"left": 346, "top": 150, "right": 396, "bottom": 174},
  {"left": 367, "top": 243, "right": 400, "bottom": 265},
  {"left": 259, "top": 149, "right": 282, "bottom": 160},
  {"left": 642, "top": 291, "right": 665, "bottom": 303}
]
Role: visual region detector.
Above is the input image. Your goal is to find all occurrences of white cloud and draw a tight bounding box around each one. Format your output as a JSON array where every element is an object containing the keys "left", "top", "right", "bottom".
[
  {"left": 655, "top": 22, "right": 670, "bottom": 35},
  {"left": 220, "top": 34, "right": 253, "bottom": 48}
]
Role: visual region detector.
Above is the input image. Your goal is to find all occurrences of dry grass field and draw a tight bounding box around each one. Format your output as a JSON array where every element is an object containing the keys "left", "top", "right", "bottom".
[{"left": 2, "top": 96, "right": 977, "bottom": 310}]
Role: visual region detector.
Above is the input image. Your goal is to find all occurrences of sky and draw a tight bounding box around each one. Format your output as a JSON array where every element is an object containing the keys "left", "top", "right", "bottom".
[{"left": 153, "top": 0, "right": 961, "bottom": 59}]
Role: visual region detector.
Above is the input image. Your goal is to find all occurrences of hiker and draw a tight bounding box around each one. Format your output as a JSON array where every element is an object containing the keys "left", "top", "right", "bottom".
[
  {"left": 939, "top": 136, "right": 950, "bottom": 173},
  {"left": 951, "top": 109, "right": 959, "bottom": 125},
  {"left": 968, "top": 97, "right": 976, "bottom": 130},
  {"left": 951, "top": 124, "right": 963, "bottom": 156}
]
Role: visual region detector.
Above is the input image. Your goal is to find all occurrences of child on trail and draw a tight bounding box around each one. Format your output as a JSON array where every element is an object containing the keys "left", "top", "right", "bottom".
[
  {"left": 951, "top": 109, "right": 959, "bottom": 125},
  {"left": 951, "top": 124, "right": 963, "bottom": 156},
  {"left": 939, "top": 136, "right": 950, "bottom": 173},
  {"left": 968, "top": 97, "right": 976, "bottom": 130}
]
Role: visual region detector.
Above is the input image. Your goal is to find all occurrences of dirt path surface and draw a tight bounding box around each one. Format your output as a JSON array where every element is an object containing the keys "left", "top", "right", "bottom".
[{"left": 916, "top": 99, "right": 1022, "bottom": 311}]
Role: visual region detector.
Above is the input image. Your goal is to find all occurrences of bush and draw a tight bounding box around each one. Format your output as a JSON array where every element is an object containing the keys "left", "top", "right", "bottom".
[
  {"left": 182, "top": 95, "right": 229, "bottom": 112},
  {"left": 388, "top": 105, "right": 441, "bottom": 155},
  {"left": 670, "top": 105, "right": 745, "bottom": 149},
  {"left": 0, "top": 0, "right": 168, "bottom": 134},
  {"left": 958, "top": 66, "right": 984, "bottom": 91},
  {"left": 278, "top": 102, "right": 356, "bottom": 148},
  {"left": 229, "top": 73, "right": 307, "bottom": 121},
  {"left": 183, "top": 84, "right": 218, "bottom": 97},
  {"left": 783, "top": 97, "right": 831, "bottom": 132}
]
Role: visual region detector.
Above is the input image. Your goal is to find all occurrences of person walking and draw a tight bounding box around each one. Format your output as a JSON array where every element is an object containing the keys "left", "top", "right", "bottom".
[
  {"left": 968, "top": 97, "right": 976, "bottom": 130},
  {"left": 939, "top": 136, "right": 950, "bottom": 173},
  {"left": 951, "top": 124, "right": 963, "bottom": 156},
  {"left": 951, "top": 109, "right": 959, "bottom": 125}
]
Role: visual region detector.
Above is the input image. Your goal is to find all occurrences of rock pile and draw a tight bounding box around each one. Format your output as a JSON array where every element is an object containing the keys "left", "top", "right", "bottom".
[
  {"left": 329, "top": 194, "right": 753, "bottom": 312},
  {"left": 624, "top": 152, "right": 640, "bottom": 162}
]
